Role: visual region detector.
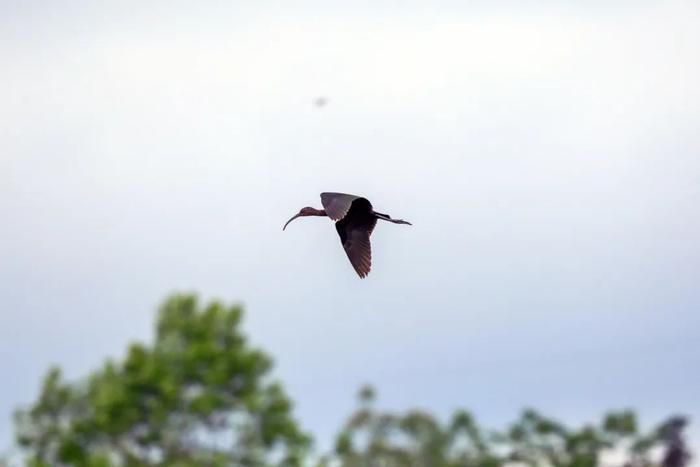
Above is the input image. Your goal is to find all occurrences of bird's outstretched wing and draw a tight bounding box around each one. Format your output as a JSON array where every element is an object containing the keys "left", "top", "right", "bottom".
[
  {"left": 321, "top": 192, "right": 369, "bottom": 221},
  {"left": 336, "top": 221, "right": 376, "bottom": 278},
  {"left": 334, "top": 198, "right": 377, "bottom": 278}
]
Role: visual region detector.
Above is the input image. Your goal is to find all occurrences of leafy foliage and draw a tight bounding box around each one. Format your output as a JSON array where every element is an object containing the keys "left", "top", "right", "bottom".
[
  {"left": 13, "top": 294, "right": 691, "bottom": 467},
  {"left": 323, "top": 387, "right": 690, "bottom": 467},
  {"left": 14, "top": 295, "right": 309, "bottom": 467}
]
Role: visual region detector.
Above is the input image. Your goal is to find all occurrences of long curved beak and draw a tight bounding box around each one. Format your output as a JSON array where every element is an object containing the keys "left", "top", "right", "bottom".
[{"left": 283, "top": 213, "right": 301, "bottom": 231}]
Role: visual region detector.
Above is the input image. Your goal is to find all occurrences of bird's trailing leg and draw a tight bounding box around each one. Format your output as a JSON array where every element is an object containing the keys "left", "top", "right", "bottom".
[{"left": 374, "top": 212, "right": 412, "bottom": 225}]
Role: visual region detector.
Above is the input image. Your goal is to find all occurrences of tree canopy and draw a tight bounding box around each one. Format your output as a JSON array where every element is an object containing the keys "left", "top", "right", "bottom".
[
  {"left": 323, "top": 386, "right": 690, "bottom": 467},
  {"left": 14, "top": 295, "right": 309, "bottom": 466},
  {"left": 13, "top": 294, "right": 691, "bottom": 467}
]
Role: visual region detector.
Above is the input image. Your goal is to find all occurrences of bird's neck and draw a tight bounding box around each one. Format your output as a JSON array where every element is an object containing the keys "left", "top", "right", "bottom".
[{"left": 312, "top": 208, "right": 327, "bottom": 217}]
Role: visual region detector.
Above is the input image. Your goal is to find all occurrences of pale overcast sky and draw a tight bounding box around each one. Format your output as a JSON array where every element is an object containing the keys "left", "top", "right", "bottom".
[{"left": 1, "top": 0, "right": 699, "bottom": 460}]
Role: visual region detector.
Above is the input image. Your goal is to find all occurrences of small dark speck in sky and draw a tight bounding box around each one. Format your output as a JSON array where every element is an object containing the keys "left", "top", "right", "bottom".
[{"left": 313, "top": 96, "right": 328, "bottom": 108}]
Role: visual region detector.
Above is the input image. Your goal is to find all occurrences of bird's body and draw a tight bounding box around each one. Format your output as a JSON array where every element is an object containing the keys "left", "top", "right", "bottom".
[{"left": 283, "top": 192, "right": 411, "bottom": 278}]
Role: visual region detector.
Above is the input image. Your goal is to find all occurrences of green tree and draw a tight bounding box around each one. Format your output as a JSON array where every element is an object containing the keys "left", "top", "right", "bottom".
[
  {"left": 13, "top": 294, "right": 691, "bottom": 467},
  {"left": 14, "top": 294, "right": 309, "bottom": 467},
  {"left": 325, "top": 386, "right": 499, "bottom": 467},
  {"left": 325, "top": 387, "right": 690, "bottom": 467}
]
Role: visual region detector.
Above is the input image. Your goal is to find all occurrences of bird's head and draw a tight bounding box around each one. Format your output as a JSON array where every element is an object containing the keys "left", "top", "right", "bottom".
[
  {"left": 299, "top": 207, "right": 317, "bottom": 216},
  {"left": 283, "top": 207, "right": 321, "bottom": 230}
]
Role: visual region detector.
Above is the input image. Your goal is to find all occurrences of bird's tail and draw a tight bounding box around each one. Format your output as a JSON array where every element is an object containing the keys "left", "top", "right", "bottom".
[{"left": 375, "top": 212, "right": 412, "bottom": 225}]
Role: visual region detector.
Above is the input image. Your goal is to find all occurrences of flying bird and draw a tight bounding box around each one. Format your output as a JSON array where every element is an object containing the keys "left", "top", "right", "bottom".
[{"left": 283, "top": 192, "right": 411, "bottom": 278}]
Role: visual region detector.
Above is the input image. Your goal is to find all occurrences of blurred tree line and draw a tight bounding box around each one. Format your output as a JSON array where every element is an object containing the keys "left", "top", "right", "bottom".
[{"left": 10, "top": 295, "right": 691, "bottom": 467}]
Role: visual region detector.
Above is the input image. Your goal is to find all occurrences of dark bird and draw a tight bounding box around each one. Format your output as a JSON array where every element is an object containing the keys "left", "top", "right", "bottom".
[{"left": 283, "top": 192, "right": 411, "bottom": 278}]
